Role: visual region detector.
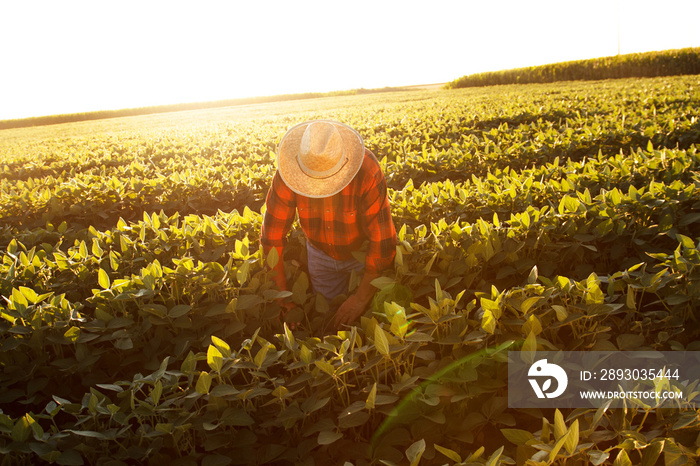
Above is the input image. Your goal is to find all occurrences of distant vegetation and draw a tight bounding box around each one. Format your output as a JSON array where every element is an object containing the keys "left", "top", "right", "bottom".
[
  {"left": 0, "top": 86, "right": 410, "bottom": 131},
  {"left": 446, "top": 47, "right": 700, "bottom": 89}
]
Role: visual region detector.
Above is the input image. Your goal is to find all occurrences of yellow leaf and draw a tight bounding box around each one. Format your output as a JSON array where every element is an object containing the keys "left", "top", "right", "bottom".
[
  {"left": 481, "top": 309, "right": 496, "bottom": 334},
  {"left": 374, "top": 326, "right": 390, "bottom": 357},
  {"left": 365, "top": 383, "right": 377, "bottom": 410},
  {"left": 564, "top": 420, "right": 579, "bottom": 455},
  {"left": 195, "top": 371, "right": 212, "bottom": 394},
  {"left": 522, "top": 330, "right": 538, "bottom": 353},
  {"left": 207, "top": 345, "right": 223, "bottom": 372},
  {"left": 98, "top": 268, "right": 111, "bottom": 290}
]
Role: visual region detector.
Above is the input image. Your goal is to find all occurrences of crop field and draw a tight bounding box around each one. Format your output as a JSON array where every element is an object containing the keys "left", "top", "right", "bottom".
[{"left": 1, "top": 75, "right": 700, "bottom": 465}]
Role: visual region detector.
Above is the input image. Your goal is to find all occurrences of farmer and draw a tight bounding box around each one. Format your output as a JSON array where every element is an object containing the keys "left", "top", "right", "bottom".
[{"left": 261, "top": 120, "right": 397, "bottom": 332}]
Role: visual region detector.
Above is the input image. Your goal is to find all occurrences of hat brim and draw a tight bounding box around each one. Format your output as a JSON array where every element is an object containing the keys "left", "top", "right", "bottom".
[{"left": 277, "top": 120, "right": 365, "bottom": 198}]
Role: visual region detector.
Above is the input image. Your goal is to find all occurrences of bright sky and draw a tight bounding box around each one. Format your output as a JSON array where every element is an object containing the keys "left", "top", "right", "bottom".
[{"left": 1, "top": 0, "right": 699, "bottom": 121}]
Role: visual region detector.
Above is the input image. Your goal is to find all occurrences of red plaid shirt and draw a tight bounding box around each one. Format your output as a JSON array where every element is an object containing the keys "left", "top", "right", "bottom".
[{"left": 261, "top": 149, "right": 396, "bottom": 273}]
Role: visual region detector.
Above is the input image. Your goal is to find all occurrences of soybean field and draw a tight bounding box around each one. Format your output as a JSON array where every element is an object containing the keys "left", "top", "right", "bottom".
[{"left": 1, "top": 75, "right": 700, "bottom": 465}]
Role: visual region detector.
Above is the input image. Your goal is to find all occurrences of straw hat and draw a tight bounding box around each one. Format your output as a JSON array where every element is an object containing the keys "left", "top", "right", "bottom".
[{"left": 277, "top": 120, "right": 365, "bottom": 198}]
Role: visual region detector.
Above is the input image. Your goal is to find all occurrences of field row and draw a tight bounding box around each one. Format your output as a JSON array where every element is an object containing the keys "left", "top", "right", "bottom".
[{"left": 1, "top": 76, "right": 699, "bottom": 231}]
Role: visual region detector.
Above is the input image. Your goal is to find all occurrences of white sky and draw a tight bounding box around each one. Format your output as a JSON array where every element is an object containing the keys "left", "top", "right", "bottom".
[{"left": 1, "top": 0, "right": 699, "bottom": 120}]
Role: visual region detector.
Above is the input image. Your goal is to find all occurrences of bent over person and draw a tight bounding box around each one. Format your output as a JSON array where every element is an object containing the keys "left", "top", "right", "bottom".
[{"left": 261, "top": 120, "right": 397, "bottom": 332}]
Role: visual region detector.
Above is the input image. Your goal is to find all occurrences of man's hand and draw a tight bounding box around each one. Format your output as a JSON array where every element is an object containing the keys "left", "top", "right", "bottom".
[
  {"left": 332, "top": 270, "right": 380, "bottom": 331},
  {"left": 333, "top": 293, "right": 367, "bottom": 330},
  {"left": 279, "top": 300, "right": 301, "bottom": 330}
]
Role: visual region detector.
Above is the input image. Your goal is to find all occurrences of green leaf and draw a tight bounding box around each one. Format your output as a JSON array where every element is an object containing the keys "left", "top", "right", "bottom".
[
  {"left": 292, "top": 271, "right": 309, "bottom": 304},
  {"left": 434, "top": 444, "right": 462, "bottom": 463},
  {"left": 388, "top": 303, "right": 408, "bottom": 338},
  {"left": 254, "top": 344, "right": 270, "bottom": 368},
  {"left": 300, "top": 345, "right": 313, "bottom": 365},
  {"left": 522, "top": 330, "right": 537, "bottom": 353},
  {"left": 151, "top": 380, "right": 163, "bottom": 406},
  {"left": 521, "top": 211, "right": 531, "bottom": 229},
  {"left": 616, "top": 333, "right": 644, "bottom": 350},
  {"left": 19, "top": 286, "right": 38, "bottom": 304},
  {"left": 301, "top": 395, "right": 330, "bottom": 414},
  {"left": 564, "top": 420, "right": 579, "bottom": 455},
  {"left": 480, "top": 297, "right": 499, "bottom": 312},
  {"left": 586, "top": 281, "right": 605, "bottom": 305},
  {"left": 365, "top": 382, "right": 377, "bottom": 410},
  {"left": 7, "top": 238, "right": 19, "bottom": 256},
  {"left": 236, "top": 261, "right": 250, "bottom": 285},
  {"left": 626, "top": 285, "right": 636, "bottom": 309},
  {"left": 12, "top": 287, "right": 28, "bottom": 308},
  {"left": 315, "top": 293, "right": 329, "bottom": 314},
  {"left": 338, "top": 409, "right": 369, "bottom": 429},
  {"left": 314, "top": 360, "right": 335, "bottom": 376},
  {"left": 211, "top": 335, "right": 231, "bottom": 358},
  {"left": 501, "top": 428, "right": 535, "bottom": 446},
  {"left": 423, "top": 252, "right": 438, "bottom": 275},
  {"left": 552, "top": 304, "right": 568, "bottom": 321},
  {"left": 266, "top": 247, "right": 279, "bottom": 269},
  {"left": 521, "top": 296, "right": 540, "bottom": 313},
  {"left": 64, "top": 326, "right": 81, "bottom": 344},
  {"left": 548, "top": 433, "right": 569, "bottom": 462},
  {"left": 11, "top": 416, "right": 31, "bottom": 443},
  {"left": 485, "top": 446, "right": 504, "bottom": 466},
  {"left": 590, "top": 398, "right": 612, "bottom": 430},
  {"left": 317, "top": 430, "right": 343, "bottom": 446},
  {"left": 221, "top": 407, "right": 254, "bottom": 426},
  {"left": 98, "top": 268, "right": 110, "bottom": 290},
  {"left": 522, "top": 314, "right": 542, "bottom": 336},
  {"left": 481, "top": 309, "right": 496, "bottom": 334},
  {"left": 207, "top": 345, "right": 223, "bottom": 372},
  {"left": 66, "top": 429, "right": 107, "bottom": 439},
  {"left": 466, "top": 446, "right": 485, "bottom": 462},
  {"left": 196, "top": 371, "right": 212, "bottom": 394},
  {"left": 114, "top": 338, "right": 133, "bottom": 350},
  {"left": 236, "top": 294, "right": 264, "bottom": 311},
  {"left": 553, "top": 409, "right": 567, "bottom": 440},
  {"left": 374, "top": 326, "right": 390, "bottom": 357},
  {"left": 282, "top": 322, "right": 296, "bottom": 351},
  {"left": 78, "top": 240, "right": 88, "bottom": 259},
  {"left": 155, "top": 423, "right": 173, "bottom": 433},
  {"left": 588, "top": 450, "right": 610, "bottom": 466},
  {"left": 56, "top": 449, "right": 84, "bottom": 466},
  {"left": 210, "top": 384, "right": 240, "bottom": 398},
  {"left": 263, "top": 289, "right": 293, "bottom": 300},
  {"left": 641, "top": 439, "right": 664, "bottom": 466},
  {"left": 676, "top": 233, "right": 695, "bottom": 249},
  {"left": 109, "top": 250, "right": 119, "bottom": 271},
  {"left": 91, "top": 239, "right": 103, "bottom": 257},
  {"left": 181, "top": 351, "right": 197, "bottom": 374},
  {"left": 370, "top": 276, "right": 396, "bottom": 289},
  {"left": 523, "top": 265, "right": 539, "bottom": 284},
  {"left": 613, "top": 448, "right": 632, "bottom": 466},
  {"left": 406, "top": 438, "right": 426, "bottom": 466},
  {"left": 168, "top": 304, "right": 191, "bottom": 319}
]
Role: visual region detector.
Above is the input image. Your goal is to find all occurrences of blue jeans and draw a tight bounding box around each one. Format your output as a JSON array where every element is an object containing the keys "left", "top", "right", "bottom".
[{"left": 306, "top": 240, "right": 364, "bottom": 310}]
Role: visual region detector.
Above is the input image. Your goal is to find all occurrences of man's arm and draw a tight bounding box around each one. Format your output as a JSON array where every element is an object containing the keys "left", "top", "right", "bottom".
[
  {"left": 333, "top": 152, "right": 397, "bottom": 330},
  {"left": 261, "top": 172, "right": 297, "bottom": 292}
]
